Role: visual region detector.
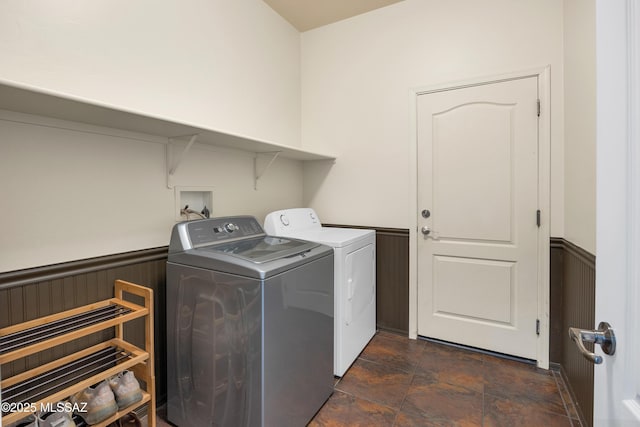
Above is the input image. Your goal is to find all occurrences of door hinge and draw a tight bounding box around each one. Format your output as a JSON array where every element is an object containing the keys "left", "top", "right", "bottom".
[
  {"left": 536, "top": 319, "right": 540, "bottom": 335},
  {"left": 536, "top": 209, "right": 541, "bottom": 227},
  {"left": 537, "top": 99, "right": 541, "bottom": 117}
]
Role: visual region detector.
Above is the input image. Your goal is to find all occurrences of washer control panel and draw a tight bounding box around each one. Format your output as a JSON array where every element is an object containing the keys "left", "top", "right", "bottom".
[
  {"left": 264, "top": 208, "right": 322, "bottom": 235},
  {"left": 182, "top": 216, "right": 265, "bottom": 248}
]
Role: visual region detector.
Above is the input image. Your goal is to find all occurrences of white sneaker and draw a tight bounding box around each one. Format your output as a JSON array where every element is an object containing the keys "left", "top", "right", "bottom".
[
  {"left": 38, "top": 408, "right": 76, "bottom": 427},
  {"left": 108, "top": 371, "right": 142, "bottom": 410},
  {"left": 70, "top": 380, "right": 118, "bottom": 425}
]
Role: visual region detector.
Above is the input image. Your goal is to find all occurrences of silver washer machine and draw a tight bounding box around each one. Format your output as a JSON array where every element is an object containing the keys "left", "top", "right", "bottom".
[{"left": 166, "top": 216, "right": 334, "bottom": 427}]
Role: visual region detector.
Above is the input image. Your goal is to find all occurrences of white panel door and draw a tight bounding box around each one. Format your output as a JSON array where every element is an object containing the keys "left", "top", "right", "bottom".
[
  {"left": 417, "top": 77, "right": 540, "bottom": 359},
  {"left": 593, "top": 1, "right": 640, "bottom": 424}
]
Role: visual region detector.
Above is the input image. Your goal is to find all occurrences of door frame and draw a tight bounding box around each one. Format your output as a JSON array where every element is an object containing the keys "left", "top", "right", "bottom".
[{"left": 408, "top": 67, "right": 551, "bottom": 369}]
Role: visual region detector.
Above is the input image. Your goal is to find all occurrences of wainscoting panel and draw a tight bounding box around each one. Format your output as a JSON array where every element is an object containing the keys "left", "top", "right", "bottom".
[
  {"left": 373, "top": 228, "right": 410, "bottom": 334},
  {"left": 323, "top": 224, "right": 410, "bottom": 334},
  {"left": 549, "top": 242, "right": 565, "bottom": 364},
  {"left": 0, "top": 247, "right": 168, "bottom": 402},
  {"left": 550, "top": 237, "right": 596, "bottom": 427}
]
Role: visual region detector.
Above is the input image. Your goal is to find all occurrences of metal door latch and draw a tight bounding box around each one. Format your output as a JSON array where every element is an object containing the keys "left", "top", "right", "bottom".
[{"left": 568, "top": 322, "right": 616, "bottom": 364}]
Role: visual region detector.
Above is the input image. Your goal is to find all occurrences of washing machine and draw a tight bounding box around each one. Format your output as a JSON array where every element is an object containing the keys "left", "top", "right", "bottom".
[
  {"left": 264, "top": 208, "right": 376, "bottom": 377},
  {"left": 166, "top": 216, "right": 334, "bottom": 427}
]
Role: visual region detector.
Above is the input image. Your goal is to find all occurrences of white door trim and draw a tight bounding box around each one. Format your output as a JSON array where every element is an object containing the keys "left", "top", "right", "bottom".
[{"left": 408, "top": 67, "right": 551, "bottom": 369}]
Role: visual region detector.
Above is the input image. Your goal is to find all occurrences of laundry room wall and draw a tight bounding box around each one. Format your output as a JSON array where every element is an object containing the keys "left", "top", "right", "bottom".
[
  {"left": 563, "top": 0, "right": 596, "bottom": 255},
  {"left": 0, "top": 0, "right": 305, "bottom": 272},
  {"left": 0, "top": 0, "right": 301, "bottom": 147},
  {"left": 0, "top": 112, "right": 303, "bottom": 272},
  {"left": 300, "top": 0, "right": 565, "bottom": 236}
]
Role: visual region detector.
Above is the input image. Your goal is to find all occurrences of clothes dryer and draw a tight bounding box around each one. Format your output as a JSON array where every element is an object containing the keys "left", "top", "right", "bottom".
[{"left": 264, "top": 208, "right": 375, "bottom": 377}]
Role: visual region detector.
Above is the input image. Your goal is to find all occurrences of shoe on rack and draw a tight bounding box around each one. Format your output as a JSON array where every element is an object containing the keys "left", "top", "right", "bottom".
[
  {"left": 70, "top": 380, "right": 118, "bottom": 425},
  {"left": 106, "top": 412, "right": 142, "bottom": 427},
  {"left": 38, "top": 407, "right": 76, "bottom": 427},
  {"left": 6, "top": 413, "right": 38, "bottom": 427},
  {"left": 108, "top": 371, "right": 142, "bottom": 410},
  {"left": 119, "top": 412, "right": 142, "bottom": 427}
]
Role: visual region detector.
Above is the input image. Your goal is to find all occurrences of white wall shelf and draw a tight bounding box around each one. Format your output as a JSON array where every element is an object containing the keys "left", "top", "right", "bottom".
[
  {"left": 0, "top": 79, "right": 336, "bottom": 166},
  {"left": 254, "top": 151, "right": 282, "bottom": 190}
]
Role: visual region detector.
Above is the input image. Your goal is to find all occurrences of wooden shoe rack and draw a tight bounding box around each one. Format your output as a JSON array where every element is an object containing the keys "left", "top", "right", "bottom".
[{"left": 0, "top": 280, "right": 156, "bottom": 426}]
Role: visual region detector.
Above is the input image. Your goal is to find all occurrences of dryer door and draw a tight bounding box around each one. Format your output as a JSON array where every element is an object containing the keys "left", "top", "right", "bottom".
[
  {"left": 338, "top": 243, "right": 376, "bottom": 376},
  {"left": 345, "top": 244, "right": 376, "bottom": 325}
]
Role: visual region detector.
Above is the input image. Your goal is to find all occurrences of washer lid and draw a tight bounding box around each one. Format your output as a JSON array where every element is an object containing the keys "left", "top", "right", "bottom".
[{"left": 201, "top": 235, "right": 319, "bottom": 264}]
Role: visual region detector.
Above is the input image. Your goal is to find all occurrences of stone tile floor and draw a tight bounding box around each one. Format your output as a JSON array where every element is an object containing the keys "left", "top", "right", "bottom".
[
  {"left": 310, "top": 331, "right": 582, "bottom": 427},
  {"left": 155, "top": 331, "right": 583, "bottom": 426}
]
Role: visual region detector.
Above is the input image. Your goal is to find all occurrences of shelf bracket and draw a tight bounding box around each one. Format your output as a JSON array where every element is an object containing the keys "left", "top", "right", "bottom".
[
  {"left": 254, "top": 151, "right": 281, "bottom": 190},
  {"left": 166, "top": 134, "right": 198, "bottom": 188}
]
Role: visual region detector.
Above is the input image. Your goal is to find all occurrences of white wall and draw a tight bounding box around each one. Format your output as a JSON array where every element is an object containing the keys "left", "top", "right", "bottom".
[
  {"left": 0, "top": 112, "right": 303, "bottom": 272},
  {"left": 0, "top": 0, "right": 301, "bottom": 147},
  {"left": 0, "top": 0, "right": 589, "bottom": 272},
  {"left": 563, "top": 0, "right": 596, "bottom": 254},
  {"left": 301, "top": 0, "right": 565, "bottom": 234},
  {"left": 0, "top": 0, "right": 305, "bottom": 272}
]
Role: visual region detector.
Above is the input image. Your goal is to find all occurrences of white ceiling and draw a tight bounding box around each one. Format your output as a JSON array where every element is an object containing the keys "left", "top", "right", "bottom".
[{"left": 262, "top": 0, "right": 405, "bottom": 32}]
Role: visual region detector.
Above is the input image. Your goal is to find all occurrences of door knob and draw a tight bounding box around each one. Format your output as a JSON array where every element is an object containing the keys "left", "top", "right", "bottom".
[
  {"left": 421, "top": 226, "right": 431, "bottom": 236},
  {"left": 568, "top": 322, "right": 616, "bottom": 364}
]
